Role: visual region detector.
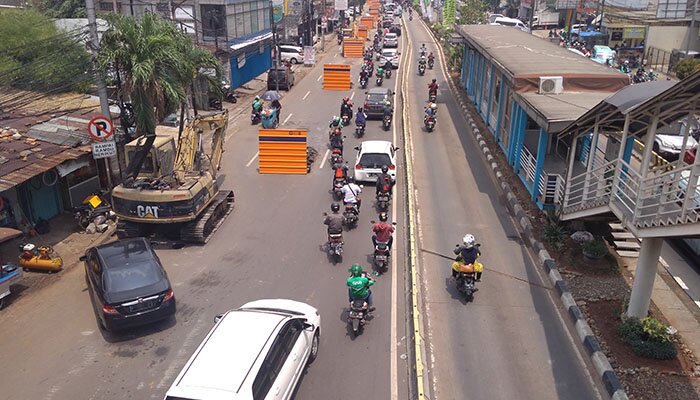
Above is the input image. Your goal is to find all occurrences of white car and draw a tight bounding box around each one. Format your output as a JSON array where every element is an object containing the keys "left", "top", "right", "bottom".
[
  {"left": 277, "top": 44, "right": 304, "bottom": 64},
  {"left": 490, "top": 16, "right": 529, "bottom": 32},
  {"left": 354, "top": 140, "right": 398, "bottom": 183},
  {"left": 383, "top": 32, "right": 399, "bottom": 48},
  {"left": 381, "top": 48, "right": 400, "bottom": 68},
  {"left": 164, "top": 299, "right": 321, "bottom": 400}
]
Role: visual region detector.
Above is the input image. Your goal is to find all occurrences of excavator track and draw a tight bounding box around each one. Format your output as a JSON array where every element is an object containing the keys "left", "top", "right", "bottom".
[{"left": 180, "top": 190, "right": 234, "bottom": 244}]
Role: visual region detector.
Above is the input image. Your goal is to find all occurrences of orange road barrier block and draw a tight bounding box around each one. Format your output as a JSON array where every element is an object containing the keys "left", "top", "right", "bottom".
[
  {"left": 342, "top": 39, "right": 364, "bottom": 58},
  {"left": 258, "top": 129, "right": 307, "bottom": 174},
  {"left": 360, "top": 16, "right": 375, "bottom": 29},
  {"left": 323, "top": 64, "right": 352, "bottom": 90},
  {"left": 358, "top": 27, "right": 369, "bottom": 40}
]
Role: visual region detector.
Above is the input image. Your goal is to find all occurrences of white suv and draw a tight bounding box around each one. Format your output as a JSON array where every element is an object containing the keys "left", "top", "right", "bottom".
[
  {"left": 354, "top": 140, "right": 398, "bottom": 182},
  {"left": 164, "top": 299, "right": 321, "bottom": 400}
]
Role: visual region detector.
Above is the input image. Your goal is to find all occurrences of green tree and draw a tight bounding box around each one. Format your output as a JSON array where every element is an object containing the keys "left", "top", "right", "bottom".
[
  {"left": 97, "top": 13, "right": 221, "bottom": 176},
  {"left": 458, "top": 0, "right": 488, "bottom": 24},
  {"left": 444, "top": 0, "right": 456, "bottom": 26},
  {"left": 32, "top": 0, "right": 86, "bottom": 18},
  {"left": 0, "top": 9, "right": 92, "bottom": 93},
  {"left": 674, "top": 58, "right": 700, "bottom": 80}
]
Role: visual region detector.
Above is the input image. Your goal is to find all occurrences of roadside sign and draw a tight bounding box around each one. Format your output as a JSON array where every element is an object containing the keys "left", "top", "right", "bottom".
[
  {"left": 87, "top": 116, "right": 114, "bottom": 141},
  {"left": 92, "top": 140, "right": 117, "bottom": 159},
  {"left": 303, "top": 46, "right": 315, "bottom": 65}
]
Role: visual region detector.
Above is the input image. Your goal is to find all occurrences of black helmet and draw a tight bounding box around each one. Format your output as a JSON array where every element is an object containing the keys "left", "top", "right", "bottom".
[
  {"left": 331, "top": 203, "right": 340, "bottom": 212},
  {"left": 379, "top": 212, "right": 388, "bottom": 222},
  {"left": 347, "top": 175, "right": 355, "bottom": 183},
  {"left": 381, "top": 165, "right": 389, "bottom": 173},
  {"left": 432, "top": 78, "right": 437, "bottom": 83}
]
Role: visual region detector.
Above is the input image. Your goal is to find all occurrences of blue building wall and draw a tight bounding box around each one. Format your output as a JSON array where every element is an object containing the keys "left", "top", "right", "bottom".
[{"left": 229, "top": 31, "right": 273, "bottom": 89}]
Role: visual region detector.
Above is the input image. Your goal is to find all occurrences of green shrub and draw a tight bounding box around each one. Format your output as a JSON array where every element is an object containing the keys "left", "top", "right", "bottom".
[
  {"left": 582, "top": 239, "right": 608, "bottom": 258},
  {"left": 544, "top": 223, "right": 565, "bottom": 250},
  {"left": 617, "top": 317, "right": 678, "bottom": 360},
  {"left": 674, "top": 58, "right": 700, "bottom": 80}
]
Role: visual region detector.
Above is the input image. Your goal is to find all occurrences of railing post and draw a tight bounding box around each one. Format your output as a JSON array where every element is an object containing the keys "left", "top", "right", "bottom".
[
  {"left": 636, "top": 108, "right": 660, "bottom": 222},
  {"left": 611, "top": 114, "right": 630, "bottom": 205},
  {"left": 582, "top": 117, "right": 600, "bottom": 202},
  {"left": 564, "top": 134, "right": 578, "bottom": 206}
]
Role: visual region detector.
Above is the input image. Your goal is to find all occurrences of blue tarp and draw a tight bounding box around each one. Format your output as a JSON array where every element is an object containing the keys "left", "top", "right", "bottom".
[{"left": 228, "top": 30, "right": 273, "bottom": 89}]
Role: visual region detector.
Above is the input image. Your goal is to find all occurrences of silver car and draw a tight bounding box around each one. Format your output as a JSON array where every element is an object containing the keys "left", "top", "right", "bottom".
[{"left": 383, "top": 33, "right": 398, "bottom": 48}]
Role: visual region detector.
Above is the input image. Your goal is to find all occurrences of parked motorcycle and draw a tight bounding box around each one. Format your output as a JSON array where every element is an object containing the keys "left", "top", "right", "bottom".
[
  {"left": 73, "top": 193, "right": 112, "bottom": 230},
  {"left": 221, "top": 82, "right": 237, "bottom": 103},
  {"left": 343, "top": 202, "right": 360, "bottom": 227},
  {"left": 424, "top": 115, "right": 436, "bottom": 132},
  {"left": 382, "top": 113, "right": 392, "bottom": 131},
  {"left": 251, "top": 110, "right": 261, "bottom": 125},
  {"left": 418, "top": 63, "right": 426, "bottom": 76}
]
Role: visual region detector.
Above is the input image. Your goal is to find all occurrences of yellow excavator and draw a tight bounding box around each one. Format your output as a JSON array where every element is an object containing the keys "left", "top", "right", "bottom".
[{"left": 112, "top": 109, "right": 233, "bottom": 244}]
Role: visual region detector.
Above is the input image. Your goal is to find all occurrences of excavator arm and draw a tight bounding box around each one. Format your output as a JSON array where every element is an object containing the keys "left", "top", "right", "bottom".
[{"left": 173, "top": 109, "right": 229, "bottom": 181}]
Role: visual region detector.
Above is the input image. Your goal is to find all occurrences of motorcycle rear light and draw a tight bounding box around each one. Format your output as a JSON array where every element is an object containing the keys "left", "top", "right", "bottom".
[
  {"left": 163, "top": 289, "right": 175, "bottom": 302},
  {"left": 389, "top": 164, "right": 395, "bottom": 170},
  {"left": 355, "top": 164, "right": 362, "bottom": 169},
  {"left": 102, "top": 304, "right": 120, "bottom": 315}
]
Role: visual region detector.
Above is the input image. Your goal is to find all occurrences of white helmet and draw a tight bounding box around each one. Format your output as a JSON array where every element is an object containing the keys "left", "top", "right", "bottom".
[
  {"left": 430, "top": 103, "right": 437, "bottom": 110},
  {"left": 462, "top": 234, "right": 475, "bottom": 249}
]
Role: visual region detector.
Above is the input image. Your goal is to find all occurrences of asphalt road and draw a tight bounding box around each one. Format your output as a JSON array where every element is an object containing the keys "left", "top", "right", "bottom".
[
  {"left": 0, "top": 45, "right": 409, "bottom": 399},
  {"left": 402, "top": 17, "right": 605, "bottom": 400}
]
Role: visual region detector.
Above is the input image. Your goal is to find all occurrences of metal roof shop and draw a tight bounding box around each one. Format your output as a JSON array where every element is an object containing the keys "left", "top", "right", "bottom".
[
  {"left": 455, "top": 25, "right": 629, "bottom": 209},
  {"left": 0, "top": 117, "right": 97, "bottom": 233}
]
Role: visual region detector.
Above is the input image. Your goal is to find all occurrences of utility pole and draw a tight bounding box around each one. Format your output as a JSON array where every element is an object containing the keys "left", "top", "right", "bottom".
[
  {"left": 86, "top": 0, "right": 114, "bottom": 190},
  {"left": 528, "top": 0, "right": 536, "bottom": 33},
  {"left": 270, "top": 0, "right": 280, "bottom": 92},
  {"left": 598, "top": 0, "right": 605, "bottom": 31},
  {"left": 321, "top": 0, "right": 326, "bottom": 51}
]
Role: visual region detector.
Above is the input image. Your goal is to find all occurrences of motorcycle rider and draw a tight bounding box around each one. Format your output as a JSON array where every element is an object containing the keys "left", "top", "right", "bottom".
[
  {"left": 324, "top": 203, "right": 344, "bottom": 238},
  {"left": 359, "top": 68, "right": 369, "bottom": 85},
  {"left": 383, "top": 58, "right": 393, "bottom": 73},
  {"left": 355, "top": 106, "right": 367, "bottom": 129},
  {"left": 347, "top": 264, "right": 375, "bottom": 309},
  {"left": 418, "top": 55, "right": 427, "bottom": 69},
  {"left": 329, "top": 115, "right": 344, "bottom": 130},
  {"left": 428, "top": 78, "right": 439, "bottom": 98},
  {"left": 427, "top": 52, "right": 435, "bottom": 66},
  {"left": 376, "top": 164, "right": 393, "bottom": 195},
  {"left": 341, "top": 176, "right": 362, "bottom": 211},
  {"left": 341, "top": 96, "right": 354, "bottom": 119},
  {"left": 376, "top": 65, "right": 385, "bottom": 79},
  {"left": 252, "top": 95, "right": 263, "bottom": 115},
  {"left": 330, "top": 133, "right": 344, "bottom": 157},
  {"left": 453, "top": 234, "right": 482, "bottom": 281},
  {"left": 382, "top": 105, "right": 393, "bottom": 124},
  {"left": 424, "top": 102, "right": 437, "bottom": 121},
  {"left": 419, "top": 43, "right": 427, "bottom": 56},
  {"left": 372, "top": 212, "right": 395, "bottom": 250}
]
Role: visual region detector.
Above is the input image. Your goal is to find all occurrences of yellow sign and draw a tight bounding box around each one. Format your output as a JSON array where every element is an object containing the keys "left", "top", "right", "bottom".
[
  {"left": 85, "top": 195, "right": 102, "bottom": 208},
  {"left": 623, "top": 27, "right": 645, "bottom": 39}
]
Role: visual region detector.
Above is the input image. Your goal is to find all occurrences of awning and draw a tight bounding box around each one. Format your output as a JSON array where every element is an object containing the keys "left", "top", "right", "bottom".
[
  {"left": 229, "top": 31, "right": 273, "bottom": 52},
  {"left": 55, "top": 157, "right": 90, "bottom": 177}
]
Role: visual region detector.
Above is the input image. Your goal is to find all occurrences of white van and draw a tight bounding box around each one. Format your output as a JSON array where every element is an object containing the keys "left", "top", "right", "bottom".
[
  {"left": 164, "top": 299, "right": 321, "bottom": 400},
  {"left": 491, "top": 17, "right": 529, "bottom": 32}
]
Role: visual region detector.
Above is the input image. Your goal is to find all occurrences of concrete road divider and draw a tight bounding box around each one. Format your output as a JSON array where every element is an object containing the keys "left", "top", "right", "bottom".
[
  {"left": 258, "top": 129, "right": 308, "bottom": 174},
  {"left": 323, "top": 64, "right": 352, "bottom": 90}
]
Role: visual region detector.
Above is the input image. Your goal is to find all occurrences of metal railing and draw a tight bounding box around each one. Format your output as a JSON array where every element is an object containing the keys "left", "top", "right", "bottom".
[
  {"left": 519, "top": 146, "right": 537, "bottom": 184},
  {"left": 539, "top": 173, "right": 564, "bottom": 205},
  {"left": 563, "top": 158, "right": 616, "bottom": 210}
]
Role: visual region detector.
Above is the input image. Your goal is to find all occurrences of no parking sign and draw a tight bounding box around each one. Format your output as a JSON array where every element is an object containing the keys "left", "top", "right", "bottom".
[{"left": 87, "top": 115, "right": 114, "bottom": 141}]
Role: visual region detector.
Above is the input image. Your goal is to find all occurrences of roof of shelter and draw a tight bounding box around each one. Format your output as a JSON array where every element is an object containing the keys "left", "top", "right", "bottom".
[
  {"left": 559, "top": 72, "right": 700, "bottom": 139},
  {"left": 457, "top": 25, "right": 628, "bottom": 79},
  {"left": 518, "top": 92, "right": 613, "bottom": 133}
]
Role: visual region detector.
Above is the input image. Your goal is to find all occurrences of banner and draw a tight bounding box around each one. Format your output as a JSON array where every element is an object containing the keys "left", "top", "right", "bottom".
[{"left": 273, "top": 0, "right": 284, "bottom": 22}]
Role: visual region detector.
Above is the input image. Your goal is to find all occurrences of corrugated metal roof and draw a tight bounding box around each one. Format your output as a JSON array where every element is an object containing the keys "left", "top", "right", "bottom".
[
  {"left": 457, "top": 25, "right": 627, "bottom": 79},
  {"left": 518, "top": 92, "right": 613, "bottom": 133}
]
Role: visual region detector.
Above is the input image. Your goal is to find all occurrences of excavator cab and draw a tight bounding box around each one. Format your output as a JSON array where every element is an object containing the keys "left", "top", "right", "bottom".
[{"left": 124, "top": 133, "right": 177, "bottom": 180}]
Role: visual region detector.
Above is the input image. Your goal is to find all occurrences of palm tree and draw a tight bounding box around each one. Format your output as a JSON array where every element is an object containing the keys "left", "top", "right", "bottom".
[{"left": 97, "top": 12, "right": 221, "bottom": 179}]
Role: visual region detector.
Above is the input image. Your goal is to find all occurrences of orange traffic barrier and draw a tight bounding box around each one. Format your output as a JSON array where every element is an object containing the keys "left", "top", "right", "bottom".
[
  {"left": 323, "top": 64, "right": 352, "bottom": 90},
  {"left": 342, "top": 39, "right": 364, "bottom": 58},
  {"left": 360, "top": 16, "right": 375, "bottom": 29},
  {"left": 358, "top": 27, "right": 369, "bottom": 40},
  {"left": 258, "top": 129, "right": 307, "bottom": 174}
]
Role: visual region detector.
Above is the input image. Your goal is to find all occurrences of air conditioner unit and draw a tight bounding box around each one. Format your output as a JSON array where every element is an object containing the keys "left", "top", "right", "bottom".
[{"left": 539, "top": 76, "right": 563, "bottom": 95}]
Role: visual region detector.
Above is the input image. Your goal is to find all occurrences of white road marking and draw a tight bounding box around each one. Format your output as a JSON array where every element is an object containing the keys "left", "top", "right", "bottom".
[
  {"left": 246, "top": 152, "right": 259, "bottom": 167},
  {"left": 319, "top": 149, "right": 330, "bottom": 168},
  {"left": 317, "top": 74, "right": 323, "bottom": 82},
  {"left": 283, "top": 113, "right": 293, "bottom": 125},
  {"left": 334, "top": 53, "right": 338, "bottom": 58},
  {"left": 303, "top": 90, "right": 311, "bottom": 100},
  {"left": 695, "top": 300, "right": 700, "bottom": 309},
  {"left": 350, "top": 91, "right": 356, "bottom": 100},
  {"left": 674, "top": 276, "right": 690, "bottom": 290}
]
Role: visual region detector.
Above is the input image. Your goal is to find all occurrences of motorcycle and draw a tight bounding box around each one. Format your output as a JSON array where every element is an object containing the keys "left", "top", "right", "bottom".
[
  {"left": 428, "top": 58, "right": 434, "bottom": 69},
  {"left": 374, "top": 241, "right": 390, "bottom": 272},
  {"left": 327, "top": 231, "right": 344, "bottom": 263},
  {"left": 348, "top": 272, "right": 373, "bottom": 336},
  {"left": 424, "top": 115, "right": 436, "bottom": 132},
  {"left": 330, "top": 147, "right": 343, "bottom": 166},
  {"left": 343, "top": 202, "right": 360, "bottom": 227},
  {"left": 251, "top": 109, "right": 261, "bottom": 125},
  {"left": 409, "top": 14, "right": 413, "bottom": 20},
  {"left": 418, "top": 63, "right": 426, "bottom": 76},
  {"left": 360, "top": 77, "right": 368, "bottom": 89},
  {"left": 222, "top": 82, "right": 237, "bottom": 103},
  {"left": 455, "top": 272, "right": 476, "bottom": 301},
  {"left": 382, "top": 113, "right": 392, "bottom": 131},
  {"left": 376, "top": 75, "right": 383, "bottom": 86},
  {"left": 332, "top": 176, "right": 346, "bottom": 200},
  {"left": 428, "top": 91, "right": 437, "bottom": 103},
  {"left": 329, "top": 126, "right": 342, "bottom": 141},
  {"left": 385, "top": 68, "right": 392, "bottom": 79},
  {"left": 341, "top": 113, "right": 351, "bottom": 126},
  {"left": 355, "top": 123, "right": 366, "bottom": 138},
  {"left": 73, "top": 193, "right": 112, "bottom": 230},
  {"left": 376, "top": 191, "right": 391, "bottom": 211}
]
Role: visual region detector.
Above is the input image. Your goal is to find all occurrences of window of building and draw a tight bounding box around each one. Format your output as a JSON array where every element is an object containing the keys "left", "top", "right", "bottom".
[
  {"left": 99, "top": 2, "right": 119, "bottom": 11},
  {"left": 201, "top": 4, "right": 227, "bottom": 40},
  {"left": 656, "top": 0, "right": 689, "bottom": 18},
  {"left": 227, "top": 1, "right": 271, "bottom": 39}
]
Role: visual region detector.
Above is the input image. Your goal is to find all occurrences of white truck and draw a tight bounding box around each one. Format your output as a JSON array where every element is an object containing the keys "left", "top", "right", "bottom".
[{"left": 531, "top": 10, "right": 560, "bottom": 30}]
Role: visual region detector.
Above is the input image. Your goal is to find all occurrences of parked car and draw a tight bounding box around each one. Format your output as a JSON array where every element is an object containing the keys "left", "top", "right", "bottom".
[
  {"left": 363, "top": 87, "right": 394, "bottom": 119},
  {"left": 82, "top": 238, "right": 175, "bottom": 332},
  {"left": 380, "top": 48, "right": 400, "bottom": 68},
  {"left": 591, "top": 45, "right": 614, "bottom": 64},
  {"left": 488, "top": 13, "right": 504, "bottom": 24},
  {"left": 383, "top": 32, "right": 399, "bottom": 48},
  {"left": 163, "top": 299, "right": 320, "bottom": 400},
  {"left": 277, "top": 44, "right": 304, "bottom": 64},
  {"left": 490, "top": 16, "right": 529, "bottom": 32},
  {"left": 653, "top": 117, "right": 699, "bottom": 160},
  {"left": 267, "top": 66, "right": 295, "bottom": 91},
  {"left": 354, "top": 140, "right": 398, "bottom": 182}
]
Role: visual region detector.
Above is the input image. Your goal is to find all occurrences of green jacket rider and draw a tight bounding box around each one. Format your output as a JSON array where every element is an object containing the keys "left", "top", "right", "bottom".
[
  {"left": 376, "top": 66, "right": 385, "bottom": 77},
  {"left": 252, "top": 96, "right": 263, "bottom": 112},
  {"left": 346, "top": 264, "right": 374, "bottom": 307}
]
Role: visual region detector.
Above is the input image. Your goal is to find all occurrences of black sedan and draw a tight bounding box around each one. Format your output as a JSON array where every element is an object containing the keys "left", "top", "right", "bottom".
[
  {"left": 82, "top": 238, "right": 176, "bottom": 331},
  {"left": 363, "top": 87, "right": 394, "bottom": 119}
]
